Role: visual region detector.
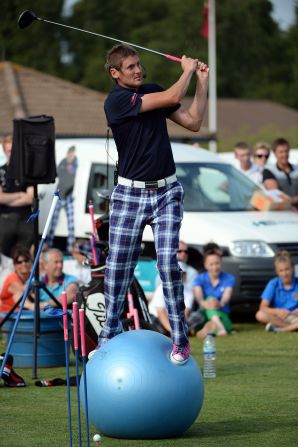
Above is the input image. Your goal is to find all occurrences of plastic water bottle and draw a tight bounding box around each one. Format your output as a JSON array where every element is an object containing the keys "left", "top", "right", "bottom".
[{"left": 203, "top": 333, "right": 216, "bottom": 378}]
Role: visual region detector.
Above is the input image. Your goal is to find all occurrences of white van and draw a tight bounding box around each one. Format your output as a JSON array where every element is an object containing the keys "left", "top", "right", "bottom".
[{"left": 38, "top": 138, "right": 298, "bottom": 313}]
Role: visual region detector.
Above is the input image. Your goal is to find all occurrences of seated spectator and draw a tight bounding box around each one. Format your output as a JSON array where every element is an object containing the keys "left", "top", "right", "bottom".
[
  {"left": 0, "top": 248, "right": 14, "bottom": 293},
  {"left": 263, "top": 138, "right": 298, "bottom": 208},
  {"left": 155, "top": 240, "right": 198, "bottom": 289},
  {"left": 193, "top": 243, "right": 235, "bottom": 337},
  {"left": 149, "top": 261, "right": 205, "bottom": 336},
  {"left": 255, "top": 251, "right": 298, "bottom": 332},
  {"left": 63, "top": 239, "right": 91, "bottom": 285},
  {"left": 0, "top": 246, "right": 35, "bottom": 314},
  {"left": 234, "top": 141, "right": 260, "bottom": 183},
  {"left": 39, "top": 248, "right": 78, "bottom": 306},
  {"left": 252, "top": 141, "right": 270, "bottom": 183}
]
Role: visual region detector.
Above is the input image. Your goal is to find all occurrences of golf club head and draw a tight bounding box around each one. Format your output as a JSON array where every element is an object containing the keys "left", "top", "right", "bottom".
[{"left": 18, "top": 10, "right": 38, "bottom": 29}]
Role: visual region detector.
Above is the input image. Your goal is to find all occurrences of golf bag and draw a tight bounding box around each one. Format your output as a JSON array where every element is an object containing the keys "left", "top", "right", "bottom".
[{"left": 75, "top": 264, "right": 159, "bottom": 358}]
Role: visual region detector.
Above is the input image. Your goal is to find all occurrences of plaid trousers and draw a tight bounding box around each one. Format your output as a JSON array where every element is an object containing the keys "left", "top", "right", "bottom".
[
  {"left": 99, "top": 181, "right": 189, "bottom": 346},
  {"left": 47, "top": 194, "right": 75, "bottom": 253}
]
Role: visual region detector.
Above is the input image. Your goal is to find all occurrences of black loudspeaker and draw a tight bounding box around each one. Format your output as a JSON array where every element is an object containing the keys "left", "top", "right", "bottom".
[{"left": 8, "top": 115, "right": 57, "bottom": 185}]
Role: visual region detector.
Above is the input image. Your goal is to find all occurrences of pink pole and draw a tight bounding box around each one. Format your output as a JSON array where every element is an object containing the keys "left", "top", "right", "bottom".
[
  {"left": 88, "top": 200, "right": 98, "bottom": 240},
  {"left": 79, "top": 309, "right": 86, "bottom": 357},
  {"left": 72, "top": 302, "right": 79, "bottom": 350},
  {"left": 62, "top": 291, "right": 68, "bottom": 341}
]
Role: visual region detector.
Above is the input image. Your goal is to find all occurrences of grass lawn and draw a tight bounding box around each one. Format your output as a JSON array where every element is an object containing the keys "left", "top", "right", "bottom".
[{"left": 1, "top": 323, "right": 298, "bottom": 447}]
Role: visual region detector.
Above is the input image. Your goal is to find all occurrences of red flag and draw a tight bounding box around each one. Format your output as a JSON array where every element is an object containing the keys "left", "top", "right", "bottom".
[{"left": 200, "top": 1, "right": 209, "bottom": 39}]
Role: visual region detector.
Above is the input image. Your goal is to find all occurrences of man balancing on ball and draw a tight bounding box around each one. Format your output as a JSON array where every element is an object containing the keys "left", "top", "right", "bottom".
[{"left": 90, "top": 44, "right": 208, "bottom": 365}]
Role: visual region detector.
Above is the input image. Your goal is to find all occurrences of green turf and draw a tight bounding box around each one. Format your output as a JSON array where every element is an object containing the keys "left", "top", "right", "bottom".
[{"left": 1, "top": 324, "right": 298, "bottom": 447}]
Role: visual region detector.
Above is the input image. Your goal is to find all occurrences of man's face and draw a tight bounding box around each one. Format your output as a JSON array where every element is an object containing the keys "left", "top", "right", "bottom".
[
  {"left": 177, "top": 242, "right": 189, "bottom": 263},
  {"left": 275, "top": 261, "right": 293, "bottom": 286},
  {"left": 274, "top": 144, "right": 289, "bottom": 166},
  {"left": 235, "top": 148, "right": 252, "bottom": 170},
  {"left": 46, "top": 252, "right": 63, "bottom": 280},
  {"left": 111, "top": 55, "right": 143, "bottom": 89}
]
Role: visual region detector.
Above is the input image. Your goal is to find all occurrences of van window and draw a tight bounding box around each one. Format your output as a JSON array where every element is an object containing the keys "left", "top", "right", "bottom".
[
  {"left": 85, "top": 163, "right": 115, "bottom": 213},
  {"left": 176, "top": 163, "right": 259, "bottom": 211}
]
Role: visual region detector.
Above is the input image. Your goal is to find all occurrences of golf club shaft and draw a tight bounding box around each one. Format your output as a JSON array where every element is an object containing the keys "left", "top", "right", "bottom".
[
  {"left": 38, "top": 17, "right": 208, "bottom": 71},
  {"left": 72, "top": 302, "right": 82, "bottom": 447}
]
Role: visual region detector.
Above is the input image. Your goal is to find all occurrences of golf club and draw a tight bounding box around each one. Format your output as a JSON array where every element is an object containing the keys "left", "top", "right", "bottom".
[{"left": 18, "top": 10, "right": 208, "bottom": 72}]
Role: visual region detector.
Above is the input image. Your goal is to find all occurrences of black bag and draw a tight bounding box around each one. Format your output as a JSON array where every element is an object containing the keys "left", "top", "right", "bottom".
[{"left": 8, "top": 115, "right": 56, "bottom": 185}]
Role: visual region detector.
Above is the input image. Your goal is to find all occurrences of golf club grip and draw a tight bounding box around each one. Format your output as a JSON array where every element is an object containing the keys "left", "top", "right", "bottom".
[
  {"left": 72, "top": 302, "right": 79, "bottom": 349},
  {"left": 165, "top": 54, "right": 209, "bottom": 72}
]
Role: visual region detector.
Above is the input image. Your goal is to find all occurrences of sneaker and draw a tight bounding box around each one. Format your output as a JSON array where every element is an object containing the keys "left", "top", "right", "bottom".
[
  {"left": 3, "top": 367, "right": 26, "bottom": 387},
  {"left": 170, "top": 341, "right": 190, "bottom": 365},
  {"left": 88, "top": 338, "right": 109, "bottom": 360},
  {"left": 265, "top": 323, "right": 280, "bottom": 333}
]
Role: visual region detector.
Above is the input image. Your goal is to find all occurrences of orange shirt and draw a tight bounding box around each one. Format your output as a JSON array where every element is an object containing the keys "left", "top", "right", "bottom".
[{"left": 0, "top": 272, "right": 23, "bottom": 313}]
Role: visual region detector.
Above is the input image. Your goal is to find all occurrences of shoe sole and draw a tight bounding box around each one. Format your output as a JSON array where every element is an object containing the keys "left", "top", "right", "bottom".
[{"left": 170, "top": 352, "right": 189, "bottom": 366}]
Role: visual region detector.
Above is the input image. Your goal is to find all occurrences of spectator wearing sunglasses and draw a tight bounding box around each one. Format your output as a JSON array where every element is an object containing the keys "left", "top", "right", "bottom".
[
  {"left": 0, "top": 245, "right": 35, "bottom": 314},
  {"left": 176, "top": 241, "right": 198, "bottom": 289},
  {"left": 263, "top": 138, "right": 298, "bottom": 208}
]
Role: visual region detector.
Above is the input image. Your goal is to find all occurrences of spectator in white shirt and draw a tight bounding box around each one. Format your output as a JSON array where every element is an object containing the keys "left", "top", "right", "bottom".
[{"left": 234, "top": 142, "right": 260, "bottom": 183}]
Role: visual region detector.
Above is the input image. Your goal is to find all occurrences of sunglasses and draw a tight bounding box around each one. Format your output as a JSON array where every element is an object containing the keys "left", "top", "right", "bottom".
[
  {"left": 15, "top": 258, "right": 30, "bottom": 265},
  {"left": 177, "top": 249, "right": 188, "bottom": 254},
  {"left": 255, "top": 153, "right": 269, "bottom": 159}
]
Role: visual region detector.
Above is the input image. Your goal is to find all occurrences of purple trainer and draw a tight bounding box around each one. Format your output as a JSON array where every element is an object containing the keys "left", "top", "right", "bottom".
[{"left": 170, "top": 341, "right": 190, "bottom": 365}]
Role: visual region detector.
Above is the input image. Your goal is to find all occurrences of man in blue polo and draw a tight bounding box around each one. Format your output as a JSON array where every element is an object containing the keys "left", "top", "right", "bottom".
[
  {"left": 39, "top": 248, "right": 78, "bottom": 306},
  {"left": 256, "top": 251, "right": 298, "bottom": 332},
  {"left": 91, "top": 44, "right": 208, "bottom": 365}
]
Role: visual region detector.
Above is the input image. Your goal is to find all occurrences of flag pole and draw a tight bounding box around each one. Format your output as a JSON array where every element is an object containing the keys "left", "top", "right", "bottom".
[{"left": 208, "top": 0, "right": 217, "bottom": 153}]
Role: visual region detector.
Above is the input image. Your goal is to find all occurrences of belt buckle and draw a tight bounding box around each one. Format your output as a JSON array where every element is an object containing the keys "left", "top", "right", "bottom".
[{"left": 145, "top": 180, "right": 159, "bottom": 189}]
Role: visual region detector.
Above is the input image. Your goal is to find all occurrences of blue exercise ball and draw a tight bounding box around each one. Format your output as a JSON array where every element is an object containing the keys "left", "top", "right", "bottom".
[{"left": 80, "top": 330, "right": 204, "bottom": 439}]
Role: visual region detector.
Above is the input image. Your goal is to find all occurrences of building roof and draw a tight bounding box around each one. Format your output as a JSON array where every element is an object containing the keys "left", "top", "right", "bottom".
[
  {"left": 1, "top": 62, "right": 297, "bottom": 143},
  {"left": 0, "top": 61, "right": 211, "bottom": 141}
]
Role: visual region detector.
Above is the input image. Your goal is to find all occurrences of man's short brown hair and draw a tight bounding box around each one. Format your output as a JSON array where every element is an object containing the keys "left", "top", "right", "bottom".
[
  {"left": 105, "top": 44, "right": 139, "bottom": 77},
  {"left": 271, "top": 138, "right": 289, "bottom": 153}
]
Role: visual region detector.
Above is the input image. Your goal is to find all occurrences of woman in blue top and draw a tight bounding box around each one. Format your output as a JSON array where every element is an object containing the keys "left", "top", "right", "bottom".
[
  {"left": 193, "top": 244, "right": 235, "bottom": 337},
  {"left": 256, "top": 251, "right": 298, "bottom": 332}
]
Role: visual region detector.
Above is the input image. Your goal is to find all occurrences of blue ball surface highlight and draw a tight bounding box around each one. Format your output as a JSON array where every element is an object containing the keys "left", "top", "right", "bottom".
[{"left": 80, "top": 330, "right": 204, "bottom": 439}]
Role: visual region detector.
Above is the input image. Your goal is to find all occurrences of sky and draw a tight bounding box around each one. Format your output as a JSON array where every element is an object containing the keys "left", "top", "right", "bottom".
[
  {"left": 63, "top": 0, "right": 297, "bottom": 30},
  {"left": 270, "top": 0, "right": 297, "bottom": 30}
]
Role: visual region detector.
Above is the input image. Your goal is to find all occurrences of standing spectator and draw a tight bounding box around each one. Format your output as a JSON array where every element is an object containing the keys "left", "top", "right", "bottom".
[
  {"left": 0, "top": 246, "right": 34, "bottom": 314},
  {"left": 255, "top": 251, "right": 298, "bottom": 332},
  {"left": 193, "top": 244, "right": 235, "bottom": 337},
  {"left": 0, "top": 135, "right": 34, "bottom": 257},
  {"left": 39, "top": 248, "right": 78, "bottom": 306},
  {"left": 252, "top": 142, "right": 270, "bottom": 184},
  {"left": 47, "top": 146, "right": 78, "bottom": 254},
  {"left": 234, "top": 142, "right": 260, "bottom": 183},
  {"left": 263, "top": 138, "right": 298, "bottom": 208}
]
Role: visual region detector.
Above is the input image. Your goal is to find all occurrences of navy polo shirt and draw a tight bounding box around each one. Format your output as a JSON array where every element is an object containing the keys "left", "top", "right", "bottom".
[
  {"left": 104, "top": 83, "right": 180, "bottom": 181},
  {"left": 261, "top": 276, "right": 298, "bottom": 311}
]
